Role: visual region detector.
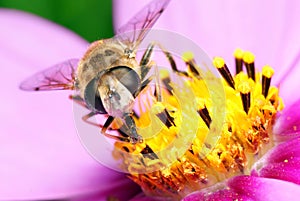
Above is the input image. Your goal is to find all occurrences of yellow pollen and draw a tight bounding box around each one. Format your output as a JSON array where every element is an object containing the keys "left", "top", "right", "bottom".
[
  {"left": 237, "top": 81, "right": 252, "bottom": 94},
  {"left": 234, "top": 48, "right": 244, "bottom": 59},
  {"left": 196, "top": 98, "right": 206, "bottom": 109},
  {"left": 182, "top": 51, "right": 194, "bottom": 62},
  {"left": 213, "top": 57, "right": 225, "bottom": 68},
  {"left": 151, "top": 102, "right": 165, "bottom": 114},
  {"left": 235, "top": 72, "right": 249, "bottom": 83},
  {"left": 159, "top": 69, "right": 170, "bottom": 79},
  {"left": 262, "top": 65, "right": 275, "bottom": 78},
  {"left": 113, "top": 49, "right": 283, "bottom": 200},
  {"left": 243, "top": 51, "right": 255, "bottom": 64}
]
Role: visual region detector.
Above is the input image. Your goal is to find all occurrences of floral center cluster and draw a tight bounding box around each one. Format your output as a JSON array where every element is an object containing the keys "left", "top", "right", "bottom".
[{"left": 112, "top": 49, "right": 283, "bottom": 200}]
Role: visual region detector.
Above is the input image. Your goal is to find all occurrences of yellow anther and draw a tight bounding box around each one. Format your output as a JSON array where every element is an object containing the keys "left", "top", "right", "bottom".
[
  {"left": 234, "top": 48, "right": 244, "bottom": 59},
  {"left": 151, "top": 102, "right": 165, "bottom": 114},
  {"left": 213, "top": 57, "right": 225, "bottom": 68},
  {"left": 159, "top": 69, "right": 170, "bottom": 79},
  {"left": 235, "top": 72, "right": 248, "bottom": 81},
  {"left": 238, "top": 81, "right": 252, "bottom": 94},
  {"left": 182, "top": 51, "right": 194, "bottom": 62},
  {"left": 243, "top": 51, "right": 255, "bottom": 64},
  {"left": 262, "top": 65, "right": 274, "bottom": 78},
  {"left": 196, "top": 98, "right": 206, "bottom": 109}
]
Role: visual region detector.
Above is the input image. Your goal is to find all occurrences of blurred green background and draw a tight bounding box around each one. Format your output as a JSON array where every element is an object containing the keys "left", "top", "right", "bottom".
[{"left": 0, "top": 0, "right": 114, "bottom": 42}]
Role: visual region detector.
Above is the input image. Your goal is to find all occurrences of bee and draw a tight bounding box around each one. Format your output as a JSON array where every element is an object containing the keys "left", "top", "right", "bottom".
[{"left": 20, "top": 0, "right": 173, "bottom": 144}]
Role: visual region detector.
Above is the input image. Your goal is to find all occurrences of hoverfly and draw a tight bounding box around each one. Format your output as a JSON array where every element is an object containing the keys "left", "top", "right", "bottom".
[{"left": 20, "top": 0, "right": 173, "bottom": 144}]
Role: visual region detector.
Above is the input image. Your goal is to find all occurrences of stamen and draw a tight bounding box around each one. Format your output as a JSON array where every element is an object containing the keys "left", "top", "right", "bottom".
[
  {"left": 262, "top": 65, "right": 274, "bottom": 98},
  {"left": 154, "top": 104, "right": 176, "bottom": 128},
  {"left": 238, "top": 81, "right": 252, "bottom": 114},
  {"left": 234, "top": 48, "right": 244, "bottom": 74},
  {"left": 141, "top": 144, "right": 159, "bottom": 160},
  {"left": 160, "top": 69, "right": 173, "bottom": 94},
  {"left": 132, "top": 110, "right": 140, "bottom": 119},
  {"left": 114, "top": 49, "right": 283, "bottom": 200},
  {"left": 182, "top": 52, "right": 201, "bottom": 78},
  {"left": 243, "top": 51, "right": 256, "bottom": 81},
  {"left": 197, "top": 99, "right": 212, "bottom": 128},
  {"left": 213, "top": 57, "right": 235, "bottom": 89}
]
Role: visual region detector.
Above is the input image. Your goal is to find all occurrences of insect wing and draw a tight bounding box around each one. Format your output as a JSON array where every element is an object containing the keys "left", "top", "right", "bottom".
[
  {"left": 115, "top": 0, "right": 170, "bottom": 48},
  {"left": 20, "top": 59, "right": 79, "bottom": 91}
]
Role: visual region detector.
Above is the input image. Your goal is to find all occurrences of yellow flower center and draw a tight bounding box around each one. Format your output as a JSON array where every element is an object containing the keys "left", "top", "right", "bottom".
[{"left": 112, "top": 49, "right": 283, "bottom": 200}]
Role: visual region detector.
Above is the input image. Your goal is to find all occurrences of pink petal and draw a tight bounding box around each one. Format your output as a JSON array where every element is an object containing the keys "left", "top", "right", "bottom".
[
  {"left": 71, "top": 179, "right": 140, "bottom": 201},
  {"left": 252, "top": 138, "right": 300, "bottom": 185},
  {"left": 276, "top": 50, "right": 300, "bottom": 107},
  {"left": 273, "top": 99, "right": 300, "bottom": 141},
  {"left": 113, "top": 0, "right": 300, "bottom": 104},
  {"left": 183, "top": 176, "right": 300, "bottom": 201},
  {"left": 0, "top": 9, "right": 139, "bottom": 200}
]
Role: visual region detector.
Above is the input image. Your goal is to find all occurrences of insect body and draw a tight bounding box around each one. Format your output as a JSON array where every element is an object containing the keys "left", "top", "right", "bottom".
[{"left": 20, "top": 0, "right": 171, "bottom": 144}]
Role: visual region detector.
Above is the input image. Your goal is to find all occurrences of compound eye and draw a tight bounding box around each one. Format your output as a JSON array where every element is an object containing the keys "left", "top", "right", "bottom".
[
  {"left": 84, "top": 75, "right": 107, "bottom": 114},
  {"left": 109, "top": 66, "right": 140, "bottom": 95}
]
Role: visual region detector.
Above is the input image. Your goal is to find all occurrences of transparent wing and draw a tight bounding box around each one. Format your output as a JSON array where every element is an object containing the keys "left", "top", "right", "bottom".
[
  {"left": 20, "top": 59, "right": 79, "bottom": 91},
  {"left": 115, "top": 0, "right": 170, "bottom": 48}
]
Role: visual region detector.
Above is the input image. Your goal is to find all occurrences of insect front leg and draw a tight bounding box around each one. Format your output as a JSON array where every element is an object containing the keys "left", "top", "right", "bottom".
[
  {"left": 134, "top": 76, "right": 152, "bottom": 98},
  {"left": 82, "top": 112, "right": 100, "bottom": 127},
  {"left": 123, "top": 114, "right": 143, "bottom": 144},
  {"left": 139, "top": 42, "right": 190, "bottom": 98},
  {"left": 135, "top": 69, "right": 162, "bottom": 103},
  {"left": 69, "top": 95, "right": 88, "bottom": 108},
  {"left": 101, "top": 116, "right": 134, "bottom": 143},
  {"left": 139, "top": 42, "right": 188, "bottom": 81},
  {"left": 154, "top": 63, "right": 162, "bottom": 102},
  {"left": 82, "top": 113, "right": 133, "bottom": 143}
]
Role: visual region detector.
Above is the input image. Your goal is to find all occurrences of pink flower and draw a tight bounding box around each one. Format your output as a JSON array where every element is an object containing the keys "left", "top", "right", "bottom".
[{"left": 1, "top": 0, "right": 300, "bottom": 200}]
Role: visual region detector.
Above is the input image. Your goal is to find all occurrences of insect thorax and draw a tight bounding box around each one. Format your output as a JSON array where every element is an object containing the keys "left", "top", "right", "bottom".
[
  {"left": 76, "top": 40, "right": 141, "bottom": 96},
  {"left": 76, "top": 39, "right": 126, "bottom": 96}
]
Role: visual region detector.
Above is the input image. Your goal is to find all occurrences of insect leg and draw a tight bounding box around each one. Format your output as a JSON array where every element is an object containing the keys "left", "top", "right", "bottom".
[
  {"left": 155, "top": 42, "right": 188, "bottom": 76},
  {"left": 82, "top": 111, "right": 101, "bottom": 127},
  {"left": 158, "top": 44, "right": 202, "bottom": 79},
  {"left": 82, "top": 113, "right": 133, "bottom": 142},
  {"left": 153, "top": 63, "right": 162, "bottom": 102},
  {"left": 139, "top": 42, "right": 189, "bottom": 99},
  {"left": 69, "top": 95, "right": 87, "bottom": 108},
  {"left": 123, "top": 114, "right": 143, "bottom": 144},
  {"left": 140, "top": 61, "right": 162, "bottom": 102},
  {"left": 140, "top": 42, "right": 188, "bottom": 79},
  {"left": 140, "top": 43, "right": 155, "bottom": 81},
  {"left": 135, "top": 72, "right": 162, "bottom": 103},
  {"left": 101, "top": 115, "right": 115, "bottom": 134},
  {"left": 101, "top": 116, "right": 132, "bottom": 143},
  {"left": 134, "top": 76, "right": 153, "bottom": 98}
]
